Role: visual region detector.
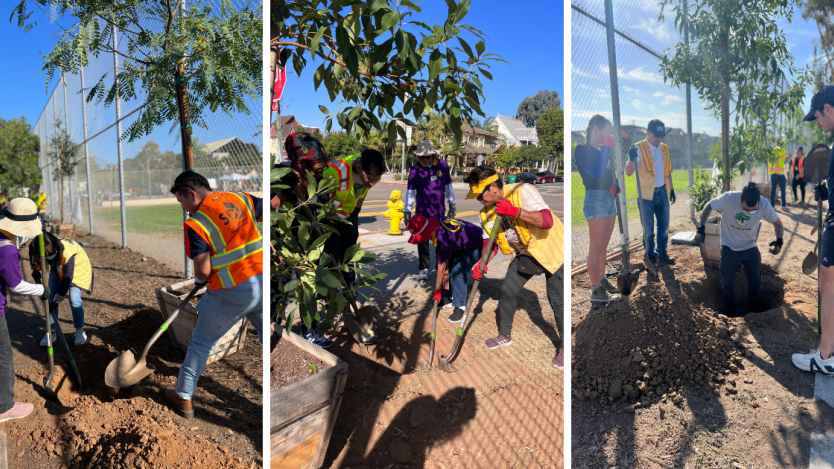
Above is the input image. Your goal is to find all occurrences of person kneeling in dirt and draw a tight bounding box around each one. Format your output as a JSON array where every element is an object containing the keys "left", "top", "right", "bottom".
[
  {"left": 166, "top": 171, "right": 264, "bottom": 419},
  {"left": 697, "top": 183, "right": 783, "bottom": 316},
  {"left": 30, "top": 232, "right": 93, "bottom": 347},
  {"left": 0, "top": 198, "right": 51, "bottom": 422},
  {"left": 406, "top": 214, "right": 484, "bottom": 324},
  {"left": 465, "top": 166, "right": 565, "bottom": 367}
]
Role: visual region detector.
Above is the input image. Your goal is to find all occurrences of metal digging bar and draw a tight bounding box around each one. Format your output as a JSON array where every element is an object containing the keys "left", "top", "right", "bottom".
[{"left": 437, "top": 215, "right": 503, "bottom": 371}]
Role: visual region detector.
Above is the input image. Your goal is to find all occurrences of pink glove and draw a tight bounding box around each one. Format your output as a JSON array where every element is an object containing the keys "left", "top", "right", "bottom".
[
  {"left": 432, "top": 289, "right": 442, "bottom": 303},
  {"left": 473, "top": 263, "right": 488, "bottom": 280},
  {"left": 495, "top": 199, "right": 521, "bottom": 218},
  {"left": 602, "top": 135, "right": 614, "bottom": 148}
]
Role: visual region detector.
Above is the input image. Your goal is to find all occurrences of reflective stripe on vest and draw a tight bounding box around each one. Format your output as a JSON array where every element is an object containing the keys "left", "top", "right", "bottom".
[
  {"left": 768, "top": 156, "right": 786, "bottom": 174},
  {"left": 329, "top": 159, "right": 350, "bottom": 192}
]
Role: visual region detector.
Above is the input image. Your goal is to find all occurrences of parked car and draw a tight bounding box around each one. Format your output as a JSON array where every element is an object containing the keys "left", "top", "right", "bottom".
[
  {"left": 535, "top": 171, "right": 558, "bottom": 184},
  {"left": 555, "top": 171, "right": 564, "bottom": 182},
  {"left": 511, "top": 172, "right": 538, "bottom": 185}
]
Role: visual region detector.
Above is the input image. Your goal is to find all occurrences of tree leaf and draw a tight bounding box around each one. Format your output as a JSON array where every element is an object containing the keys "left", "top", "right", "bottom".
[
  {"left": 428, "top": 49, "right": 442, "bottom": 81},
  {"left": 457, "top": 37, "right": 474, "bottom": 58},
  {"left": 311, "top": 26, "right": 327, "bottom": 54},
  {"left": 478, "top": 67, "right": 492, "bottom": 80},
  {"left": 476, "top": 40, "right": 485, "bottom": 56},
  {"left": 318, "top": 104, "right": 331, "bottom": 114},
  {"left": 455, "top": 0, "right": 471, "bottom": 24},
  {"left": 380, "top": 11, "right": 399, "bottom": 32}
]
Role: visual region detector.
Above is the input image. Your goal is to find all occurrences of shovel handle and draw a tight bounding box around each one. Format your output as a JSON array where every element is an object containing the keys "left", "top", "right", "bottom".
[
  {"left": 38, "top": 234, "right": 55, "bottom": 392},
  {"left": 138, "top": 282, "right": 202, "bottom": 363},
  {"left": 426, "top": 299, "right": 440, "bottom": 368}
]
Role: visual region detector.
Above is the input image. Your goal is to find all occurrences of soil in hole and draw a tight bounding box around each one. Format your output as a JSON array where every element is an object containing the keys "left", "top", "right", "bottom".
[
  {"left": 270, "top": 333, "right": 330, "bottom": 392},
  {"left": 678, "top": 262, "right": 785, "bottom": 315}
]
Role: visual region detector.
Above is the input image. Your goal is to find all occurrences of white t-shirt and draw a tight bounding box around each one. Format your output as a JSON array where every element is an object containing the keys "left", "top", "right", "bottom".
[
  {"left": 484, "top": 185, "right": 551, "bottom": 251},
  {"left": 635, "top": 141, "right": 666, "bottom": 187},
  {"left": 710, "top": 191, "right": 779, "bottom": 251}
]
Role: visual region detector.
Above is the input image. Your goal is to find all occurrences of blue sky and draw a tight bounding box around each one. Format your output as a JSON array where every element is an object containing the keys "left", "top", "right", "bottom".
[
  {"left": 571, "top": 0, "right": 822, "bottom": 138},
  {"left": 277, "top": 0, "right": 565, "bottom": 131}
]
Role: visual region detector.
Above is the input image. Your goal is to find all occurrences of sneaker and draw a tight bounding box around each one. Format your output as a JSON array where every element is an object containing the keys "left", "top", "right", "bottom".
[
  {"left": 485, "top": 333, "right": 512, "bottom": 350},
  {"left": 440, "top": 298, "right": 454, "bottom": 309},
  {"left": 600, "top": 277, "right": 618, "bottom": 293},
  {"left": 418, "top": 269, "right": 429, "bottom": 281},
  {"left": 305, "top": 330, "right": 333, "bottom": 349},
  {"left": 553, "top": 347, "right": 564, "bottom": 368},
  {"left": 590, "top": 286, "right": 620, "bottom": 303},
  {"left": 74, "top": 330, "right": 87, "bottom": 346},
  {"left": 0, "top": 402, "right": 34, "bottom": 423},
  {"left": 657, "top": 250, "right": 675, "bottom": 265},
  {"left": 792, "top": 349, "right": 834, "bottom": 375},
  {"left": 448, "top": 307, "right": 465, "bottom": 323},
  {"left": 39, "top": 333, "right": 56, "bottom": 347}
]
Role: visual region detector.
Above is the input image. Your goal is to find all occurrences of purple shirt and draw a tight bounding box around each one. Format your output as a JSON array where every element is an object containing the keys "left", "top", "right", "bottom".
[
  {"left": 0, "top": 234, "right": 22, "bottom": 316},
  {"left": 408, "top": 158, "right": 452, "bottom": 217},
  {"left": 434, "top": 216, "right": 484, "bottom": 265}
]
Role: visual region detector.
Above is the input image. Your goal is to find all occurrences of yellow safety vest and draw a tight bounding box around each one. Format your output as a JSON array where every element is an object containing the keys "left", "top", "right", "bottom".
[
  {"left": 53, "top": 235, "right": 93, "bottom": 293},
  {"left": 324, "top": 153, "right": 370, "bottom": 218},
  {"left": 634, "top": 140, "right": 673, "bottom": 200},
  {"left": 768, "top": 148, "right": 787, "bottom": 175},
  {"left": 478, "top": 183, "right": 564, "bottom": 274},
  {"left": 31, "top": 192, "right": 46, "bottom": 212}
]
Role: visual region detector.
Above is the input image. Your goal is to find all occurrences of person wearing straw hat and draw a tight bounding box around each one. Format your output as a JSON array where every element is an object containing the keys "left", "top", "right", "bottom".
[
  {"left": 403, "top": 140, "right": 457, "bottom": 283},
  {"left": 0, "top": 198, "right": 51, "bottom": 422},
  {"left": 464, "top": 165, "right": 565, "bottom": 367},
  {"left": 406, "top": 214, "right": 484, "bottom": 323},
  {"left": 165, "top": 171, "right": 264, "bottom": 419},
  {"left": 29, "top": 231, "right": 93, "bottom": 347},
  {"left": 793, "top": 86, "right": 834, "bottom": 375},
  {"left": 29, "top": 185, "right": 46, "bottom": 222}
]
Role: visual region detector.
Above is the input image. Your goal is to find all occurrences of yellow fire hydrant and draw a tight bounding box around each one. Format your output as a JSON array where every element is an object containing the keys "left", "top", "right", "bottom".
[{"left": 382, "top": 190, "right": 405, "bottom": 235}]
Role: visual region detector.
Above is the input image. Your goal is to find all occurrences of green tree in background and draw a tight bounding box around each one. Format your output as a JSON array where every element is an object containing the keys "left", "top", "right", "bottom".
[
  {"left": 49, "top": 118, "right": 81, "bottom": 223},
  {"left": 537, "top": 107, "right": 563, "bottom": 166},
  {"left": 323, "top": 132, "right": 363, "bottom": 159},
  {"left": 0, "top": 117, "right": 40, "bottom": 198},
  {"left": 515, "top": 90, "right": 561, "bottom": 127}
]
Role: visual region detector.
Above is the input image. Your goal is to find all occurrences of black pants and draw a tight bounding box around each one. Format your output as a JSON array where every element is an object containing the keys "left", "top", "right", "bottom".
[
  {"left": 719, "top": 245, "right": 761, "bottom": 309},
  {"left": 496, "top": 257, "right": 564, "bottom": 347},
  {"left": 792, "top": 177, "right": 806, "bottom": 201},
  {"left": 0, "top": 314, "right": 14, "bottom": 413},
  {"left": 417, "top": 241, "right": 433, "bottom": 271},
  {"left": 770, "top": 174, "right": 787, "bottom": 207}
]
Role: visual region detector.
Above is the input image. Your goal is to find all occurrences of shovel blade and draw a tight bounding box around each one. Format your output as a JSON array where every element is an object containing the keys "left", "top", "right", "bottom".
[
  {"left": 104, "top": 350, "right": 155, "bottom": 388},
  {"left": 617, "top": 271, "right": 639, "bottom": 296},
  {"left": 812, "top": 222, "right": 819, "bottom": 236},
  {"left": 803, "top": 251, "right": 819, "bottom": 275},
  {"left": 643, "top": 254, "right": 658, "bottom": 275}
]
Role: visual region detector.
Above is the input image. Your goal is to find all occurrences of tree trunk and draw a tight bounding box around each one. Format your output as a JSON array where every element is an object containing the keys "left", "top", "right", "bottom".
[
  {"left": 720, "top": 27, "right": 731, "bottom": 193},
  {"left": 175, "top": 61, "right": 194, "bottom": 170}
]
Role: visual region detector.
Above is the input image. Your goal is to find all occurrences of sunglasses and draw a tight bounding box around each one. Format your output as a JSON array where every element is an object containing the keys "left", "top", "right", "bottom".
[
  {"left": 476, "top": 183, "right": 492, "bottom": 201},
  {"left": 300, "top": 160, "right": 326, "bottom": 176}
]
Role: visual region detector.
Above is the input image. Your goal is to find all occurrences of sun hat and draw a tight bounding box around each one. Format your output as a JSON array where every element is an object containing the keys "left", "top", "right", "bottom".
[
  {"left": 413, "top": 140, "right": 439, "bottom": 157},
  {"left": 406, "top": 214, "right": 440, "bottom": 245},
  {"left": 465, "top": 174, "right": 499, "bottom": 199},
  {"left": 0, "top": 198, "right": 43, "bottom": 238}
]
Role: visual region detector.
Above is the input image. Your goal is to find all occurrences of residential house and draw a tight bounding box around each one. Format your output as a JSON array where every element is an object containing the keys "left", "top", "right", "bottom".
[{"left": 495, "top": 114, "right": 557, "bottom": 171}]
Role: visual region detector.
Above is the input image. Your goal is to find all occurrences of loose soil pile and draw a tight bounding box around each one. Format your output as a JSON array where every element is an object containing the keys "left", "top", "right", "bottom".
[{"left": 270, "top": 336, "right": 330, "bottom": 392}]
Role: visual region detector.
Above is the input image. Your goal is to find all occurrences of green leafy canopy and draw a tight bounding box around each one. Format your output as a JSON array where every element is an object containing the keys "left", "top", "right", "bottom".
[
  {"left": 273, "top": 0, "right": 507, "bottom": 145},
  {"left": 12, "top": 1, "right": 261, "bottom": 143}
]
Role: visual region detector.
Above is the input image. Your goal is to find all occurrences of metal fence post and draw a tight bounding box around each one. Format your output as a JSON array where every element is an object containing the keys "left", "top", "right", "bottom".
[
  {"left": 684, "top": 0, "right": 696, "bottom": 224},
  {"left": 604, "top": 0, "right": 630, "bottom": 244},
  {"left": 80, "top": 67, "right": 94, "bottom": 235},
  {"left": 62, "top": 73, "right": 75, "bottom": 225},
  {"left": 113, "top": 20, "right": 127, "bottom": 249}
]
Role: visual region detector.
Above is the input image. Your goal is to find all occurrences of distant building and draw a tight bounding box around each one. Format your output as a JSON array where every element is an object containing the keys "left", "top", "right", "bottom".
[
  {"left": 201, "top": 137, "right": 260, "bottom": 168},
  {"left": 495, "top": 115, "right": 538, "bottom": 147}
]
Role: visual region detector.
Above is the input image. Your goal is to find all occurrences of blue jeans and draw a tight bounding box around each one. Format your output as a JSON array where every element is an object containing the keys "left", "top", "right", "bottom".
[
  {"left": 770, "top": 174, "right": 787, "bottom": 207},
  {"left": 48, "top": 270, "right": 84, "bottom": 330},
  {"left": 175, "top": 274, "right": 264, "bottom": 400},
  {"left": 447, "top": 247, "right": 481, "bottom": 308},
  {"left": 640, "top": 189, "right": 670, "bottom": 256}
]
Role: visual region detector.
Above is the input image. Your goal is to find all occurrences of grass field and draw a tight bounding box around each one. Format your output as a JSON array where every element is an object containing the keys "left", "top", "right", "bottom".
[
  {"left": 96, "top": 205, "right": 185, "bottom": 236},
  {"left": 570, "top": 170, "right": 702, "bottom": 228}
]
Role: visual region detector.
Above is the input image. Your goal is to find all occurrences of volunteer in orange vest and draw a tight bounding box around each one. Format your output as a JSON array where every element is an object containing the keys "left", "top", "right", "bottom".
[
  {"left": 625, "top": 119, "right": 677, "bottom": 266},
  {"left": 768, "top": 144, "right": 788, "bottom": 210},
  {"left": 465, "top": 165, "right": 565, "bottom": 367},
  {"left": 164, "top": 171, "right": 263, "bottom": 419},
  {"left": 789, "top": 146, "right": 806, "bottom": 205}
]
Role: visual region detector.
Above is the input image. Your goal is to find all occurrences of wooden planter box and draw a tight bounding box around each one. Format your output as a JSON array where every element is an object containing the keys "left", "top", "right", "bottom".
[
  {"left": 155, "top": 278, "right": 248, "bottom": 365},
  {"left": 51, "top": 223, "right": 75, "bottom": 239},
  {"left": 703, "top": 221, "right": 721, "bottom": 268},
  {"left": 271, "top": 324, "right": 348, "bottom": 469}
]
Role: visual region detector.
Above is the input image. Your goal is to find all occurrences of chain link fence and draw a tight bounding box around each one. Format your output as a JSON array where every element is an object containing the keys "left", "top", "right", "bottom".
[
  {"left": 33, "top": 0, "right": 263, "bottom": 276},
  {"left": 570, "top": 0, "right": 721, "bottom": 265}
]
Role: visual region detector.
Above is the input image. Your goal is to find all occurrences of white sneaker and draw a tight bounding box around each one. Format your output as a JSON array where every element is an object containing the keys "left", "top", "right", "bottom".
[
  {"left": 39, "top": 333, "right": 56, "bottom": 347},
  {"left": 792, "top": 349, "right": 834, "bottom": 375},
  {"left": 74, "top": 330, "right": 87, "bottom": 346},
  {"left": 418, "top": 269, "right": 429, "bottom": 281}
]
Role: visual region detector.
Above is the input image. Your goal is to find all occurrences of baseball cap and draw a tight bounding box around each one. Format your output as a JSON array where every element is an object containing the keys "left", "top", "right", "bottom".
[
  {"left": 803, "top": 86, "right": 834, "bottom": 122},
  {"left": 647, "top": 119, "right": 666, "bottom": 137},
  {"left": 798, "top": 146, "right": 804, "bottom": 152},
  {"left": 406, "top": 214, "right": 440, "bottom": 245}
]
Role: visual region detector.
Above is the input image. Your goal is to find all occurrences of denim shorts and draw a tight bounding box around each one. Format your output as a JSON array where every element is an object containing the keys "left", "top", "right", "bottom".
[{"left": 583, "top": 189, "right": 617, "bottom": 220}]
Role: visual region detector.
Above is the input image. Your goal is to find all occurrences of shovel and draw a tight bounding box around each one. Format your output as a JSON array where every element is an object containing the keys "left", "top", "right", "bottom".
[
  {"left": 415, "top": 299, "right": 440, "bottom": 371},
  {"left": 631, "top": 160, "right": 658, "bottom": 276},
  {"left": 48, "top": 302, "right": 82, "bottom": 390},
  {"left": 37, "top": 234, "right": 57, "bottom": 398},
  {"left": 437, "top": 214, "right": 503, "bottom": 371},
  {"left": 803, "top": 239, "right": 819, "bottom": 275},
  {"left": 104, "top": 282, "right": 201, "bottom": 388},
  {"left": 613, "top": 191, "right": 639, "bottom": 295}
]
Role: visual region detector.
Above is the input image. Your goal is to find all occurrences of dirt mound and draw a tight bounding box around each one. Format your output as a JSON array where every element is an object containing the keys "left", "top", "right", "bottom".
[
  {"left": 29, "top": 396, "right": 247, "bottom": 468},
  {"left": 571, "top": 252, "right": 760, "bottom": 410}
]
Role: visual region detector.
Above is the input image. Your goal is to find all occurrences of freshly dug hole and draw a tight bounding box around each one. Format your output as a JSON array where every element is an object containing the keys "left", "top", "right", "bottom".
[{"left": 571, "top": 251, "right": 783, "bottom": 409}]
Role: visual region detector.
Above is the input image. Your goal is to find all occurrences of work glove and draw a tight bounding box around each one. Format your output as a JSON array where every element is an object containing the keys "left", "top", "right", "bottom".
[
  {"left": 669, "top": 189, "right": 676, "bottom": 205},
  {"left": 602, "top": 135, "right": 615, "bottom": 149},
  {"left": 432, "top": 288, "right": 442, "bottom": 303},
  {"left": 769, "top": 238, "right": 783, "bottom": 255},
  {"left": 447, "top": 203, "right": 456, "bottom": 218},
  {"left": 495, "top": 199, "right": 521, "bottom": 218},
  {"left": 39, "top": 286, "right": 50, "bottom": 302},
  {"left": 600, "top": 135, "right": 614, "bottom": 162},
  {"left": 696, "top": 226, "right": 706, "bottom": 244},
  {"left": 403, "top": 211, "right": 411, "bottom": 224},
  {"left": 609, "top": 180, "right": 620, "bottom": 197},
  {"left": 473, "top": 263, "right": 488, "bottom": 280},
  {"left": 54, "top": 294, "right": 66, "bottom": 304},
  {"left": 32, "top": 271, "right": 41, "bottom": 285},
  {"left": 815, "top": 183, "right": 828, "bottom": 202},
  {"left": 628, "top": 148, "right": 638, "bottom": 162}
]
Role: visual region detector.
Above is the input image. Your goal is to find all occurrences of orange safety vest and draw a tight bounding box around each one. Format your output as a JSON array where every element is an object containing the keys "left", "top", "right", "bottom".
[{"left": 184, "top": 192, "right": 263, "bottom": 290}]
